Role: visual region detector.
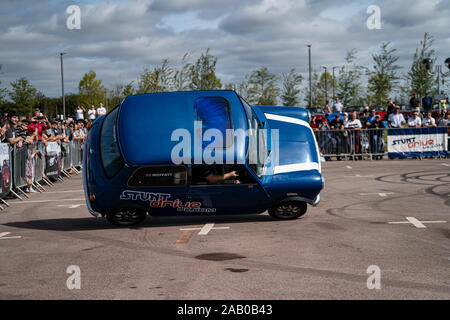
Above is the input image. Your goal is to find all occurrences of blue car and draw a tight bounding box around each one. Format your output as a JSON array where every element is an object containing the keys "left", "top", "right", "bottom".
[{"left": 83, "top": 91, "right": 323, "bottom": 226}]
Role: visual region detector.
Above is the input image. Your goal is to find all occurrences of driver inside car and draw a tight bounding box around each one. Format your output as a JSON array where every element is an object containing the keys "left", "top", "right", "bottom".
[{"left": 194, "top": 165, "right": 240, "bottom": 184}]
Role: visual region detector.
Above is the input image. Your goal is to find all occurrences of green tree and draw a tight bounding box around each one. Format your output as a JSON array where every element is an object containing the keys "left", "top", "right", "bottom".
[
  {"left": 122, "top": 81, "right": 135, "bottom": 97},
  {"left": 367, "top": 42, "right": 402, "bottom": 106},
  {"left": 78, "top": 70, "right": 106, "bottom": 107},
  {"left": 173, "top": 53, "right": 191, "bottom": 91},
  {"left": 247, "top": 67, "right": 280, "bottom": 106},
  {"left": 137, "top": 59, "right": 173, "bottom": 94},
  {"left": 9, "top": 77, "right": 37, "bottom": 115},
  {"left": 189, "top": 48, "right": 222, "bottom": 90},
  {"left": 316, "top": 71, "right": 333, "bottom": 108},
  {"left": 336, "top": 49, "right": 364, "bottom": 107},
  {"left": 281, "top": 68, "right": 303, "bottom": 106}
]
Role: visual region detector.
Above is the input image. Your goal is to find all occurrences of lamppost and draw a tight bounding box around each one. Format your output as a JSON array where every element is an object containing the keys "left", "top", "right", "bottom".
[
  {"left": 60, "top": 52, "right": 67, "bottom": 119},
  {"left": 307, "top": 45, "right": 312, "bottom": 109},
  {"left": 332, "top": 66, "right": 338, "bottom": 100},
  {"left": 321, "top": 66, "right": 328, "bottom": 107}
]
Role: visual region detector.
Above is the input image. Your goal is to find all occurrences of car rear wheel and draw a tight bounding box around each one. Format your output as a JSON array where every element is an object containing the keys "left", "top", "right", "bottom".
[
  {"left": 106, "top": 208, "right": 147, "bottom": 226},
  {"left": 268, "top": 201, "right": 307, "bottom": 220}
]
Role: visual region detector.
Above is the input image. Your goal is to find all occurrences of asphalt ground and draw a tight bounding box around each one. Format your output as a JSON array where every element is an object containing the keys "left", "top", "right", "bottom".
[{"left": 0, "top": 159, "right": 449, "bottom": 300}]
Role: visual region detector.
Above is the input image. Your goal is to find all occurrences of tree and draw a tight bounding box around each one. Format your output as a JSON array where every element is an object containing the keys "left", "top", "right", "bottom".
[
  {"left": 316, "top": 71, "right": 333, "bottom": 108},
  {"left": 173, "top": 53, "right": 191, "bottom": 91},
  {"left": 137, "top": 59, "right": 173, "bottom": 94},
  {"left": 367, "top": 42, "right": 402, "bottom": 106},
  {"left": 9, "top": 77, "right": 37, "bottom": 115},
  {"left": 122, "top": 81, "right": 135, "bottom": 97},
  {"left": 189, "top": 48, "right": 222, "bottom": 90},
  {"left": 78, "top": 70, "right": 106, "bottom": 107},
  {"left": 247, "top": 67, "right": 280, "bottom": 106},
  {"left": 404, "top": 32, "right": 436, "bottom": 99},
  {"left": 336, "top": 49, "right": 364, "bottom": 107},
  {"left": 281, "top": 68, "right": 303, "bottom": 106}
]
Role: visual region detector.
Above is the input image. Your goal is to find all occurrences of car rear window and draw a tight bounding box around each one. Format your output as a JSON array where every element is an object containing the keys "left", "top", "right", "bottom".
[{"left": 128, "top": 166, "right": 187, "bottom": 187}]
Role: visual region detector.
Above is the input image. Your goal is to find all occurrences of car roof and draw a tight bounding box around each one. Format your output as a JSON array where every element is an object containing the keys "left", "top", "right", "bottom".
[{"left": 117, "top": 90, "right": 249, "bottom": 166}]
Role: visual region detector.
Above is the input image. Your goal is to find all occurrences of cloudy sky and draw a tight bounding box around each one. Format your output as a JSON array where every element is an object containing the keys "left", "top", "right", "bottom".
[{"left": 1, "top": 0, "right": 449, "bottom": 98}]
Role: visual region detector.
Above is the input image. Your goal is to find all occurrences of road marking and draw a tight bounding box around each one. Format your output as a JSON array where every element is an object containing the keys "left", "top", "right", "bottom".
[
  {"left": 57, "top": 204, "right": 84, "bottom": 208},
  {"left": 8, "top": 198, "right": 85, "bottom": 204},
  {"left": 360, "top": 192, "right": 395, "bottom": 197},
  {"left": 44, "top": 190, "right": 84, "bottom": 194},
  {"left": 388, "top": 217, "right": 447, "bottom": 229},
  {"left": 180, "top": 223, "right": 230, "bottom": 235},
  {"left": 441, "top": 163, "right": 450, "bottom": 167},
  {"left": 346, "top": 166, "right": 352, "bottom": 169},
  {"left": 350, "top": 174, "right": 373, "bottom": 178},
  {"left": 0, "top": 232, "right": 22, "bottom": 240},
  {"left": 175, "top": 230, "right": 195, "bottom": 244}
]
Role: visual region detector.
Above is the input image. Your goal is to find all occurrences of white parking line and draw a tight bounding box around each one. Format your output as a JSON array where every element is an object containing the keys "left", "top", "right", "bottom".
[
  {"left": 8, "top": 198, "right": 85, "bottom": 204},
  {"left": 360, "top": 192, "right": 395, "bottom": 197},
  {"left": 441, "top": 163, "right": 450, "bottom": 167},
  {"left": 180, "top": 223, "right": 230, "bottom": 235},
  {"left": 388, "top": 217, "right": 447, "bottom": 228},
  {"left": 0, "top": 232, "right": 21, "bottom": 240},
  {"left": 57, "top": 204, "right": 85, "bottom": 208}
]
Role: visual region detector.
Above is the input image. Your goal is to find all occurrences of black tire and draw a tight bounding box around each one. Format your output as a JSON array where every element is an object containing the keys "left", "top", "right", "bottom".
[
  {"left": 106, "top": 208, "right": 147, "bottom": 226},
  {"left": 268, "top": 201, "right": 307, "bottom": 220}
]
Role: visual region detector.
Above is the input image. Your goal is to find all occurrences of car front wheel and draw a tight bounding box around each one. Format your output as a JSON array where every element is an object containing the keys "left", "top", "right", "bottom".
[
  {"left": 268, "top": 201, "right": 307, "bottom": 220},
  {"left": 106, "top": 208, "right": 147, "bottom": 226}
]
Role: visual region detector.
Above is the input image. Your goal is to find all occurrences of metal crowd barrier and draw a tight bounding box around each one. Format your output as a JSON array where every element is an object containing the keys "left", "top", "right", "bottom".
[
  {"left": 316, "top": 127, "right": 449, "bottom": 160},
  {"left": 0, "top": 139, "right": 84, "bottom": 208}
]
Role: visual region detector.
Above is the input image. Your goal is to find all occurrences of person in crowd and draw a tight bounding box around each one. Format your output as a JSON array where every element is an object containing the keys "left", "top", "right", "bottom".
[
  {"left": 422, "top": 112, "right": 437, "bottom": 128},
  {"left": 345, "top": 110, "right": 363, "bottom": 159},
  {"left": 73, "top": 120, "right": 87, "bottom": 142},
  {"left": 309, "top": 116, "right": 319, "bottom": 131},
  {"left": 46, "top": 120, "right": 64, "bottom": 144},
  {"left": 324, "top": 100, "right": 331, "bottom": 115},
  {"left": 96, "top": 102, "right": 107, "bottom": 117},
  {"left": 345, "top": 110, "right": 362, "bottom": 129},
  {"left": 422, "top": 93, "right": 433, "bottom": 115},
  {"left": 368, "top": 114, "right": 385, "bottom": 159},
  {"left": 332, "top": 97, "right": 343, "bottom": 113},
  {"left": 438, "top": 111, "right": 449, "bottom": 127},
  {"left": 407, "top": 110, "right": 422, "bottom": 128},
  {"left": 5, "top": 112, "right": 24, "bottom": 147},
  {"left": 359, "top": 107, "right": 369, "bottom": 128},
  {"left": 409, "top": 92, "right": 420, "bottom": 111},
  {"left": 330, "top": 114, "right": 345, "bottom": 160},
  {"left": 75, "top": 105, "right": 86, "bottom": 120},
  {"left": 388, "top": 106, "right": 406, "bottom": 128},
  {"left": 0, "top": 120, "right": 9, "bottom": 142},
  {"left": 318, "top": 118, "right": 336, "bottom": 160},
  {"left": 365, "top": 108, "right": 377, "bottom": 127},
  {"left": 386, "top": 98, "right": 396, "bottom": 120},
  {"left": 342, "top": 112, "right": 349, "bottom": 127},
  {"left": 87, "top": 105, "right": 97, "bottom": 121}
]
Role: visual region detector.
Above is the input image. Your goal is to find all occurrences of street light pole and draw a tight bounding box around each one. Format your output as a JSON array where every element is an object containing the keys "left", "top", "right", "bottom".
[
  {"left": 332, "top": 66, "right": 337, "bottom": 100},
  {"left": 307, "top": 45, "right": 312, "bottom": 109},
  {"left": 60, "top": 52, "right": 67, "bottom": 119},
  {"left": 322, "top": 66, "right": 328, "bottom": 107}
]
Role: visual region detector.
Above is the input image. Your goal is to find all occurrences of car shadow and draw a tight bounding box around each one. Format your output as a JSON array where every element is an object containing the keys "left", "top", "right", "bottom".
[{"left": 2, "top": 213, "right": 281, "bottom": 232}]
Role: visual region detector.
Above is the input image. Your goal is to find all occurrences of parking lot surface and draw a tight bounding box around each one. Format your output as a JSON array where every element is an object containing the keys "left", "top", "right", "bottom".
[{"left": 0, "top": 159, "right": 449, "bottom": 299}]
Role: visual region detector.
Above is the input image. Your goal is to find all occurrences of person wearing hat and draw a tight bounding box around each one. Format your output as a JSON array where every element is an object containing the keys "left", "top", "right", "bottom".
[
  {"left": 369, "top": 114, "right": 385, "bottom": 159},
  {"left": 388, "top": 105, "right": 405, "bottom": 128}
]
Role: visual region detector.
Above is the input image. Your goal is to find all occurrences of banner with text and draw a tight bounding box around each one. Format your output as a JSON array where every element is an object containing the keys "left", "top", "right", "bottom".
[{"left": 387, "top": 127, "right": 448, "bottom": 158}]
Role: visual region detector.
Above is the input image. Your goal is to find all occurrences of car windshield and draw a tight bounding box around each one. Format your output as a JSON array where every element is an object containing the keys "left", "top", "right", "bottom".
[
  {"left": 240, "top": 98, "right": 267, "bottom": 178},
  {"left": 100, "top": 106, "right": 124, "bottom": 178}
]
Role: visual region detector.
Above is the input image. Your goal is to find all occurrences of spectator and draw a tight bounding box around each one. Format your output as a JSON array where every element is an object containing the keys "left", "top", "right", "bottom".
[
  {"left": 75, "top": 105, "right": 86, "bottom": 120},
  {"left": 46, "top": 120, "right": 63, "bottom": 144},
  {"left": 324, "top": 100, "right": 331, "bottom": 115},
  {"left": 388, "top": 106, "right": 405, "bottom": 128},
  {"left": 359, "top": 107, "right": 369, "bottom": 128},
  {"left": 422, "top": 93, "right": 433, "bottom": 114},
  {"left": 87, "top": 105, "right": 97, "bottom": 121},
  {"left": 331, "top": 97, "right": 343, "bottom": 113},
  {"left": 96, "top": 102, "right": 107, "bottom": 117},
  {"left": 365, "top": 108, "right": 377, "bottom": 127},
  {"left": 386, "top": 98, "right": 396, "bottom": 120},
  {"left": 345, "top": 110, "right": 362, "bottom": 159},
  {"left": 345, "top": 110, "right": 362, "bottom": 129},
  {"left": 369, "top": 114, "right": 385, "bottom": 159},
  {"left": 438, "top": 111, "right": 449, "bottom": 126},
  {"left": 330, "top": 114, "right": 345, "bottom": 160},
  {"left": 73, "top": 120, "right": 86, "bottom": 141},
  {"left": 422, "top": 112, "right": 437, "bottom": 128},
  {"left": 409, "top": 92, "right": 420, "bottom": 111},
  {"left": 343, "top": 112, "right": 349, "bottom": 127},
  {"left": 318, "top": 118, "right": 336, "bottom": 160},
  {"left": 309, "top": 116, "right": 319, "bottom": 131},
  {"left": 5, "top": 112, "right": 24, "bottom": 147},
  {"left": 407, "top": 110, "right": 422, "bottom": 128}
]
